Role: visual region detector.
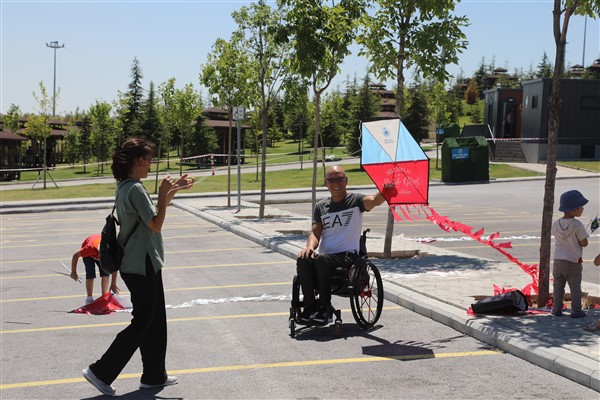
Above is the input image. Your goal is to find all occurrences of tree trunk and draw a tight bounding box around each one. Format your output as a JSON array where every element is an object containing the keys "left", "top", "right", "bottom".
[
  {"left": 311, "top": 91, "right": 321, "bottom": 213},
  {"left": 539, "top": 0, "right": 572, "bottom": 306},
  {"left": 259, "top": 99, "right": 268, "bottom": 219},
  {"left": 384, "top": 46, "right": 406, "bottom": 258}
]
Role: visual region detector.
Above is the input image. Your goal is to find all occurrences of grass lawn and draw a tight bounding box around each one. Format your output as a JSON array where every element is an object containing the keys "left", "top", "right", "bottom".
[{"left": 557, "top": 161, "right": 600, "bottom": 173}]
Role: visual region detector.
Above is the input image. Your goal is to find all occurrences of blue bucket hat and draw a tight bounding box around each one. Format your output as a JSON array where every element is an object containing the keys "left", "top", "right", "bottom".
[{"left": 559, "top": 190, "right": 588, "bottom": 212}]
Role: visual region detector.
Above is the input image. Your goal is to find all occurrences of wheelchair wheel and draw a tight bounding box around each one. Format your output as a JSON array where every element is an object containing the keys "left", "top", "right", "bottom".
[{"left": 350, "top": 260, "right": 383, "bottom": 329}]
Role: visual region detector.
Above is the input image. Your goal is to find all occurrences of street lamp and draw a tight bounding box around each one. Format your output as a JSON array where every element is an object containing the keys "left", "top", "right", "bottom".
[{"left": 46, "top": 41, "right": 64, "bottom": 116}]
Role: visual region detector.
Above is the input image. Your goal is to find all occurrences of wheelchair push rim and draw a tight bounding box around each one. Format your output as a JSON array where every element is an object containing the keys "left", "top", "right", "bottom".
[{"left": 350, "top": 260, "right": 383, "bottom": 329}]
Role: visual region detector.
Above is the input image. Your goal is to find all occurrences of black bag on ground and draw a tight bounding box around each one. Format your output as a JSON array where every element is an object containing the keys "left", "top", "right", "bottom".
[
  {"left": 471, "top": 290, "right": 528, "bottom": 314},
  {"left": 99, "top": 204, "right": 139, "bottom": 275}
]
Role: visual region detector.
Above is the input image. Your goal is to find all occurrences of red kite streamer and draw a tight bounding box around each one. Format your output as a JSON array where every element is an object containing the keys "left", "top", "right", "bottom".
[
  {"left": 392, "top": 205, "right": 540, "bottom": 299},
  {"left": 70, "top": 292, "right": 126, "bottom": 315}
]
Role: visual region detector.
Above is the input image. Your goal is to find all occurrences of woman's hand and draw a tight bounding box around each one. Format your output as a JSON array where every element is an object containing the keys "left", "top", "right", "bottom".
[{"left": 159, "top": 174, "right": 194, "bottom": 200}]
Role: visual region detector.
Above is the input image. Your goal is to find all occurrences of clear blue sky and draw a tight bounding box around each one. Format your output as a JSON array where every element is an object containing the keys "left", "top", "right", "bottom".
[{"left": 1, "top": 0, "right": 598, "bottom": 115}]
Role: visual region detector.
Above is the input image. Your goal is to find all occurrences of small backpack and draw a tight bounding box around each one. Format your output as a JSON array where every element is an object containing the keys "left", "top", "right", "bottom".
[{"left": 99, "top": 203, "right": 140, "bottom": 275}]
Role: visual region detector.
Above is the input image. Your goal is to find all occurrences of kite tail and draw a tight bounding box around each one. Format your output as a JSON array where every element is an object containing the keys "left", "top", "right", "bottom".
[{"left": 425, "top": 206, "right": 538, "bottom": 296}]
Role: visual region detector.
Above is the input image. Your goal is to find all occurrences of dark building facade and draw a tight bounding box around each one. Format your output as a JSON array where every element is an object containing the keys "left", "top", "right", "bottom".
[{"left": 483, "top": 78, "right": 600, "bottom": 162}]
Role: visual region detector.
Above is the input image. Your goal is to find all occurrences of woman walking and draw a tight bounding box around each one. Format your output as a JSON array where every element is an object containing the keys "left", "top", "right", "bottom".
[{"left": 82, "top": 138, "right": 193, "bottom": 396}]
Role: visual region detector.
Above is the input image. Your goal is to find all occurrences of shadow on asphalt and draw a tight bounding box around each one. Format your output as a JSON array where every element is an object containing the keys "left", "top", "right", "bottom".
[{"left": 372, "top": 254, "right": 497, "bottom": 274}]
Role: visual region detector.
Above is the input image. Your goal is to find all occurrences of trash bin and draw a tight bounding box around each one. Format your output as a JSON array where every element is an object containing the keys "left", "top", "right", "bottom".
[{"left": 441, "top": 136, "right": 489, "bottom": 183}]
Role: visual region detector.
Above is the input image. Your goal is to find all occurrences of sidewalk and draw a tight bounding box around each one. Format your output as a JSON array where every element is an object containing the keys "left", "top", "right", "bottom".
[{"left": 1, "top": 163, "right": 599, "bottom": 391}]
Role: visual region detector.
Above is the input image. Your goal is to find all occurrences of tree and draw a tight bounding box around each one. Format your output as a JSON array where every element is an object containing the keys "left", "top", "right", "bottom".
[
  {"left": 537, "top": 0, "right": 600, "bottom": 307},
  {"left": 282, "top": 76, "right": 310, "bottom": 167},
  {"left": 464, "top": 78, "right": 480, "bottom": 122},
  {"left": 536, "top": 51, "right": 554, "bottom": 78},
  {"left": 347, "top": 74, "right": 379, "bottom": 159},
  {"left": 473, "top": 57, "right": 489, "bottom": 99},
  {"left": 200, "top": 36, "right": 252, "bottom": 206},
  {"left": 30, "top": 81, "right": 54, "bottom": 188},
  {"left": 79, "top": 113, "right": 93, "bottom": 173},
  {"left": 88, "top": 100, "right": 114, "bottom": 176},
  {"left": 403, "top": 84, "right": 431, "bottom": 143},
  {"left": 4, "top": 104, "right": 22, "bottom": 134},
  {"left": 140, "top": 81, "right": 163, "bottom": 146},
  {"left": 278, "top": 0, "right": 365, "bottom": 212},
  {"left": 358, "top": 0, "right": 469, "bottom": 258},
  {"left": 122, "top": 57, "right": 144, "bottom": 138},
  {"left": 63, "top": 126, "right": 80, "bottom": 166},
  {"left": 233, "top": 0, "right": 291, "bottom": 218}
]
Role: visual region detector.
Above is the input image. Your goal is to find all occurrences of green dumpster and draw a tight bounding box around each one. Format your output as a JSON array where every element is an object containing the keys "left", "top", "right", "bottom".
[{"left": 441, "top": 136, "right": 489, "bottom": 183}]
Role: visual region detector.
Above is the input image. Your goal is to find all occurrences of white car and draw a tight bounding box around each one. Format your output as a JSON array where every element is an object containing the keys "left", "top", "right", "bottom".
[{"left": 325, "top": 154, "right": 340, "bottom": 162}]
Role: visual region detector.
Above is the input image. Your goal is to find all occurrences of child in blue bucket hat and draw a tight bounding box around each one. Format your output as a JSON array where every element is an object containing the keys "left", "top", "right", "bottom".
[{"left": 551, "top": 190, "right": 589, "bottom": 318}]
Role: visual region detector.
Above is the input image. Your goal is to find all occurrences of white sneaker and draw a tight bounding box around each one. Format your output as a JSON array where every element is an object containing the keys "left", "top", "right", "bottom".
[
  {"left": 139, "top": 376, "right": 178, "bottom": 390},
  {"left": 82, "top": 367, "right": 116, "bottom": 396},
  {"left": 84, "top": 296, "right": 94, "bottom": 305}
]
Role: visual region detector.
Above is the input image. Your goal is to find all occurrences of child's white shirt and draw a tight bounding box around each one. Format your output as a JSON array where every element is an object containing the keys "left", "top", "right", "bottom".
[{"left": 551, "top": 217, "right": 589, "bottom": 263}]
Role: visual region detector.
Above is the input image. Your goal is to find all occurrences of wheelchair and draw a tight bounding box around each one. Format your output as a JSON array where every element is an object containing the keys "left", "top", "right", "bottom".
[{"left": 289, "top": 229, "right": 384, "bottom": 338}]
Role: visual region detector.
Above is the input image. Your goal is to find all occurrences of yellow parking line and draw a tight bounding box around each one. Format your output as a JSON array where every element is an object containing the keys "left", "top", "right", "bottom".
[
  {"left": 0, "top": 233, "right": 230, "bottom": 248},
  {"left": 0, "top": 306, "right": 402, "bottom": 334},
  {"left": 0, "top": 348, "right": 501, "bottom": 390},
  {"left": 1, "top": 247, "right": 261, "bottom": 265},
  {"left": 1, "top": 260, "right": 291, "bottom": 281}
]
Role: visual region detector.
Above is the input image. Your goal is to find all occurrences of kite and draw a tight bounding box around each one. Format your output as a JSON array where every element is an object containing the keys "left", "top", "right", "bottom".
[{"left": 361, "top": 119, "right": 429, "bottom": 219}]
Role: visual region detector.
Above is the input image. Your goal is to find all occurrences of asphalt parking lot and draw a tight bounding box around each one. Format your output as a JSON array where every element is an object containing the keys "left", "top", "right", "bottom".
[{"left": 2, "top": 205, "right": 598, "bottom": 399}]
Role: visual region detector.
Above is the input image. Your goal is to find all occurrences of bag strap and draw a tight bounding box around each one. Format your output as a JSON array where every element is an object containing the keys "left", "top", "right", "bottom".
[{"left": 113, "top": 179, "right": 141, "bottom": 249}]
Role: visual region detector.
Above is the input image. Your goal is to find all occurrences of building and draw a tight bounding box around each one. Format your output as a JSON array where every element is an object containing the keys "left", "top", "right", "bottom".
[
  {"left": 202, "top": 107, "right": 250, "bottom": 165},
  {"left": 483, "top": 78, "right": 600, "bottom": 162}
]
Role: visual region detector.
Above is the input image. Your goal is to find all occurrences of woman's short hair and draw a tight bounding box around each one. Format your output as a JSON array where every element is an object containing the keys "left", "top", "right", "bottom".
[{"left": 111, "top": 138, "right": 155, "bottom": 181}]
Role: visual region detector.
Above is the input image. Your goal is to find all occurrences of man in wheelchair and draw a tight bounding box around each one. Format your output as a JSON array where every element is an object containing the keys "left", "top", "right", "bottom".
[{"left": 296, "top": 165, "right": 386, "bottom": 325}]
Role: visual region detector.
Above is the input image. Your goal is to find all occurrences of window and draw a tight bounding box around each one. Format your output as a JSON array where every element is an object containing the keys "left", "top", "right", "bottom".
[
  {"left": 581, "top": 96, "right": 600, "bottom": 110},
  {"left": 531, "top": 96, "right": 538, "bottom": 109}
]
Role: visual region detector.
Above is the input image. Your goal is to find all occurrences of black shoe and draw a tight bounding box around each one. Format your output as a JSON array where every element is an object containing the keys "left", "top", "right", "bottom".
[
  {"left": 312, "top": 310, "right": 333, "bottom": 326},
  {"left": 297, "top": 307, "right": 317, "bottom": 325}
]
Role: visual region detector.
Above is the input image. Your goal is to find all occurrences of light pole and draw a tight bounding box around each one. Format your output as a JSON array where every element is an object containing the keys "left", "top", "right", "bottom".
[{"left": 46, "top": 41, "right": 64, "bottom": 117}]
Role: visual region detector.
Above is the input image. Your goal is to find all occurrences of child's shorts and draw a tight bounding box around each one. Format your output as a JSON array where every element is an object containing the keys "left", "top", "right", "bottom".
[{"left": 83, "top": 257, "right": 108, "bottom": 279}]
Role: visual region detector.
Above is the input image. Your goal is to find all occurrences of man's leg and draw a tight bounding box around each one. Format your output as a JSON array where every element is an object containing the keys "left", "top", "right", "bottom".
[
  {"left": 296, "top": 257, "right": 317, "bottom": 323},
  {"left": 314, "top": 252, "right": 357, "bottom": 321}
]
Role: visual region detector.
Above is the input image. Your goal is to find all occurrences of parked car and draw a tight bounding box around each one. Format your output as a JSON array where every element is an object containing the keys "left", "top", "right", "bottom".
[{"left": 325, "top": 154, "right": 340, "bottom": 162}]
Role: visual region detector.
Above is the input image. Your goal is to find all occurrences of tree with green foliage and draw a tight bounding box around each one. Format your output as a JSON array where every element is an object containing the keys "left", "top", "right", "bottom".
[
  {"left": 472, "top": 57, "right": 489, "bottom": 99},
  {"left": 358, "top": 0, "right": 469, "bottom": 258},
  {"left": 169, "top": 82, "right": 202, "bottom": 175},
  {"left": 403, "top": 84, "right": 431, "bottom": 143},
  {"left": 282, "top": 77, "right": 310, "bottom": 160},
  {"left": 88, "top": 100, "right": 113, "bottom": 175},
  {"left": 190, "top": 114, "right": 218, "bottom": 161},
  {"left": 79, "top": 113, "right": 93, "bottom": 173},
  {"left": 29, "top": 82, "right": 54, "bottom": 188},
  {"left": 200, "top": 36, "right": 253, "bottom": 206},
  {"left": 278, "top": 0, "right": 364, "bottom": 212},
  {"left": 63, "top": 126, "right": 80, "bottom": 166},
  {"left": 537, "top": 0, "right": 600, "bottom": 307},
  {"left": 233, "top": 0, "right": 292, "bottom": 218},
  {"left": 347, "top": 74, "right": 381, "bottom": 159},
  {"left": 122, "top": 57, "right": 144, "bottom": 138},
  {"left": 4, "top": 104, "right": 22, "bottom": 135},
  {"left": 319, "top": 90, "right": 345, "bottom": 149},
  {"left": 464, "top": 78, "right": 479, "bottom": 121},
  {"left": 536, "top": 51, "right": 554, "bottom": 78},
  {"left": 140, "top": 81, "right": 162, "bottom": 146}
]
